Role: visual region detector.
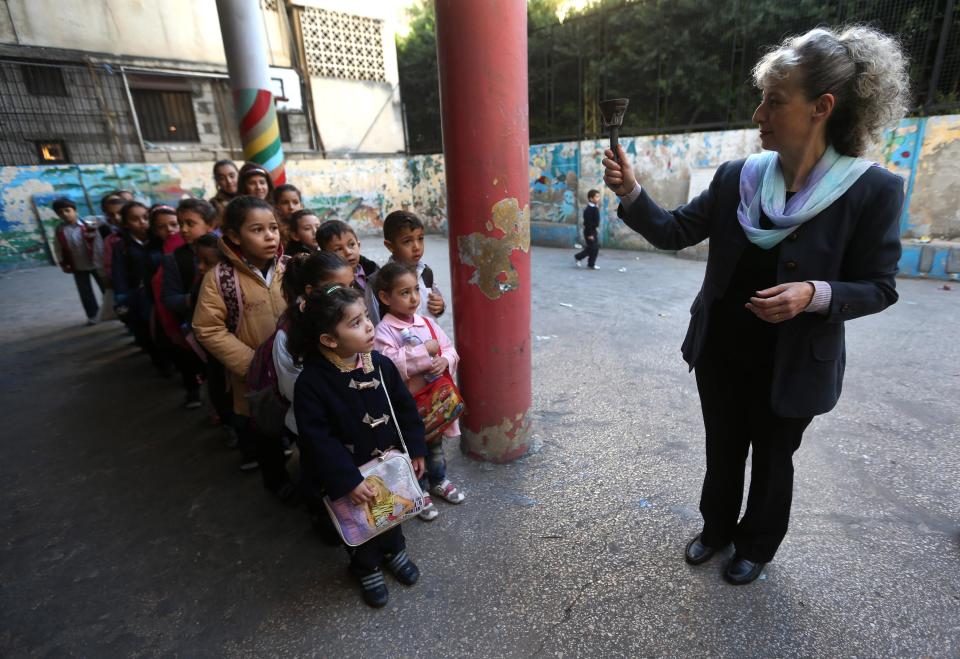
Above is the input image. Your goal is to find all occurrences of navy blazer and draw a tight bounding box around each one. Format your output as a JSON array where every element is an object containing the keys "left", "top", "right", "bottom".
[
  {"left": 618, "top": 159, "right": 904, "bottom": 417},
  {"left": 294, "top": 351, "right": 427, "bottom": 500}
]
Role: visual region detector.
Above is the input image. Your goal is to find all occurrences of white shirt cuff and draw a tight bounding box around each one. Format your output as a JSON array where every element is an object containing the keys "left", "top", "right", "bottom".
[
  {"left": 618, "top": 182, "right": 643, "bottom": 210},
  {"left": 805, "top": 280, "right": 832, "bottom": 314}
]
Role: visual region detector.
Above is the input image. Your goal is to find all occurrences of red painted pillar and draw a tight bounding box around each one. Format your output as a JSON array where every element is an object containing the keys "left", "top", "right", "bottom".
[{"left": 436, "top": 0, "right": 532, "bottom": 462}]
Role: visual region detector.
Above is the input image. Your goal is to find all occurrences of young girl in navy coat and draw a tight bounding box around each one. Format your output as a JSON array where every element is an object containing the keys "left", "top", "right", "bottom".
[{"left": 290, "top": 285, "right": 427, "bottom": 608}]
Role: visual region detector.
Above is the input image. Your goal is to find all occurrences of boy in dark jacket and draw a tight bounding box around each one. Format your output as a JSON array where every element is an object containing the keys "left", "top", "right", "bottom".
[{"left": 574, "top": 189, "right": 602, "bottom": 269}]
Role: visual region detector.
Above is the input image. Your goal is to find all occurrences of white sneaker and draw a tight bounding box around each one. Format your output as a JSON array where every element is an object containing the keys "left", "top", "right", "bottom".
[
  {"left": 574, "top": 258, "right": 583, "bottom": 268},
  {"left": 418, "top": 501, "right": 439, "bottom": 521},
  {"left": 589, "top": 265, "right": 600, "bottom": 270}
]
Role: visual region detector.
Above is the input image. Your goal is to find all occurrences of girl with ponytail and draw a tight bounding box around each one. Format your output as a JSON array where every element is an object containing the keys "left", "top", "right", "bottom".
[{"left": 289, "top": 283, "right": 427, "bottom": 608}]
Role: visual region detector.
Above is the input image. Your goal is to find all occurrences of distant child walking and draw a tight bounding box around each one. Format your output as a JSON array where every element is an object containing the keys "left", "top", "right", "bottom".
[
  {"left": 289, "top": 284, "right": 427, "bottom": 607},
  {"left": 374, "top": 262, "right": 466, "bottom": 521},
  {"left": 52, "top": 197, "right": 104, "bottom": 324},
  {"left": 574, "top": 189, "right": 601, "bottom": 269}
]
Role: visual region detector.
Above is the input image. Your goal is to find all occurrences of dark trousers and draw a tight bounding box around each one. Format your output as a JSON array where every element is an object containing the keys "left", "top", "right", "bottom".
[
  {"left": 347, "top": 526, "right": 405, "bottom": 573},
  {"left": 170, "top": 345, "right": 204, "bottom": 395},
  {"left": 73, "top": 270, "right": 104, "bottom": 319},
  {"left": 206, "top": 358, "right": 233, "bottom": 427},
  {"left": 574, "top": 236, "right": 599, "bottom": 267},
  {"left": 235, "top": 415, "right": 291, "bottom": 492},
  {"left": 694, "top": 353, "right": 812, "bottom": 563}
]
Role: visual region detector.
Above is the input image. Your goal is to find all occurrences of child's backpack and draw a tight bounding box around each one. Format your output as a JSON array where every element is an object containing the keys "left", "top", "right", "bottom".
[
  {"left": 214, "top": 261, "right": 243, "bottom": 334},
  {"left": 245, "top": 316, "right": 290, "bottom": 440}
]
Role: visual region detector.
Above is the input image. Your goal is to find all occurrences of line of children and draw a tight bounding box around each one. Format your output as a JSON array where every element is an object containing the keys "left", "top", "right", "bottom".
[{"left": 52, "top": 164, "right": 466, "bottom": 608}]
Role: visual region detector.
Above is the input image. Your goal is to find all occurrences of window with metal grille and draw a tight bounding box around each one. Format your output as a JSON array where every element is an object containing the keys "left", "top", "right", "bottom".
[
  {"left": 300, "top": 7, "right": 387, "bottom": 82},
  {"left": 131, "top": 89, "right": 200, "bottom": 142},
  {"left": 22, "top": 65, "right": 67, "bottom": 96}
]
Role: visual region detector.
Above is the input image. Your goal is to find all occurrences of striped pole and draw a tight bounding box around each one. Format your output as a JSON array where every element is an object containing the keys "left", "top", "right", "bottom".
[{"left": 215, "top": 0, "right": 286, "bottom": 185}]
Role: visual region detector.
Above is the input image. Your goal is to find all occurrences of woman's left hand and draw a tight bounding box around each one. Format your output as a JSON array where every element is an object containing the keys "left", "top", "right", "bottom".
[{"left": 746, "top": 282, "right": 815, "bottom": 323}]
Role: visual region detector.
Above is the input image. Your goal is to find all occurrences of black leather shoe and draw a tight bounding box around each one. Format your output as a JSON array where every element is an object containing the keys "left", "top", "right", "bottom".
[
  {"left": 685, "top": 534, "right": 724, "bottom": 565},
  {"left": 723, "top": 555, "right": 766, "bottom": 585}
]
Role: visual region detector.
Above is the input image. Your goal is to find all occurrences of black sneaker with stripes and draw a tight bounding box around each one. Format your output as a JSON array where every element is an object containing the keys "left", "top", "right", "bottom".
[
  {"left": 353, "top": 567, "right": 389, "bottom": 608},
  {"left": 384, "top": 550, "right": 420, "bottom": 586}
]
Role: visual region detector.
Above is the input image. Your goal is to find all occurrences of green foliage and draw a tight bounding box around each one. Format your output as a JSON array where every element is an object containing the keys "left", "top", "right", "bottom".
[
  {"left": 396, "top": 0, "right": 441, "bottom": 153},
  {"left": 396, "top": 0, "right": 955, "bottom": 149}
]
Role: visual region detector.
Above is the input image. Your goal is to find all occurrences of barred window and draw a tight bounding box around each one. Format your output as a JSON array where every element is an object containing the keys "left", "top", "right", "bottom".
[
  {"left": 300, "top": 7, "right": 387, "bottom": 82},
  {"left": 131, "top": 89, "right": 199, "bottom": 143},
  {"left": 22, "top": 65, "right": 67, "bottom": 96}
]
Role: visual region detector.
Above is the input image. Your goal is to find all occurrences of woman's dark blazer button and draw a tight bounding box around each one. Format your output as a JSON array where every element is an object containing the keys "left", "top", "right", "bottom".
[
  {"left": 785, "top": 260, "right": 798, "bottom": 270},
  {"left": 788, "top": 232, "right": 799, "bottom": 241}
]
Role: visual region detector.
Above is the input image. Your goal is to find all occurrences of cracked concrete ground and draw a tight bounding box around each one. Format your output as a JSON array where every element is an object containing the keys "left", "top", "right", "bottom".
[{"left": 1, "top": 236, "right": 958, "bottom": 657}]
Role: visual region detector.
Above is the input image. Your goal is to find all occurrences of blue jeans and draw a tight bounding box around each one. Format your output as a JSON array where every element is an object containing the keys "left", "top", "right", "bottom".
[{"left": 419, "top": 440, "right": 447, "bottom": 490}]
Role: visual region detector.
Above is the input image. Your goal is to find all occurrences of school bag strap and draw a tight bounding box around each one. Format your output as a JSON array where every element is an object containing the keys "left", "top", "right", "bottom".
[
  {"left": 423, "top": 316, "right": 442, "bottom": 357},
  {"left": 379, "top": 365, "right": 410, "bottom": 456},
  {"left": 215, "top": 261, "right": 243, "bottom": 334}
]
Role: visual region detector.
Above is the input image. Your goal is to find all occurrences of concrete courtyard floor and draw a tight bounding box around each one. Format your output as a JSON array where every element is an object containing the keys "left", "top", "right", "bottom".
[{"left": 1, "top": 236, "right": 959, "bottom": 657}]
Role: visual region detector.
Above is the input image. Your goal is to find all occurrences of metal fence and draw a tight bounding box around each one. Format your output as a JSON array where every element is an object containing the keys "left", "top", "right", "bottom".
[
  {"left": 528, "top": 0, "right": 960, "bottom": 143},
  {"left": 0, "top": 60, "right": 143, "bottom": 166}
]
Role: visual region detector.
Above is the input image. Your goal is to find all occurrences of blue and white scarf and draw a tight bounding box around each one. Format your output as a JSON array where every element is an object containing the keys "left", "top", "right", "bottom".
[{"left": 737, "top": 145, "right": 874, "bottom": 249}]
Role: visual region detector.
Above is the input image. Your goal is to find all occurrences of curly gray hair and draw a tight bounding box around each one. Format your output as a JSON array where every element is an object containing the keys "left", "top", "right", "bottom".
[{"left": 752, "top": 26, "right": 911, "bottom": 157}]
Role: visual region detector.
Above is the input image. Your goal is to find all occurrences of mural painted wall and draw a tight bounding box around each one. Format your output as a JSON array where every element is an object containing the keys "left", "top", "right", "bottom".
[
  {"left": 2, "top": 115, "right": 958, "bottom": 277},
  {"left": 0, "top": 156, "right": 451, "bottom": 270}
]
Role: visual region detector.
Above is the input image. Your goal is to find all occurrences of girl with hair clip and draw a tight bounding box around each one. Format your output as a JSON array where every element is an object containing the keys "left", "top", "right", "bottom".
[
  {"left": 272, "top": 251, "right": 353, "bottom": 535},
  {"left": 373, "top": 261, "right": 466, "bottom": 522},
  {"left": 237, "top": 163, "right": 275, "bottom": 201},
  {"left": 290, "top": 285, "right": 427, "bottom": 608}
]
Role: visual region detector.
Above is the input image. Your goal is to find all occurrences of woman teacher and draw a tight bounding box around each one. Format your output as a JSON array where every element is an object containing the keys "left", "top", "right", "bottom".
[{"left": 603, "top": 26, "right": 909, "bottom": 584}]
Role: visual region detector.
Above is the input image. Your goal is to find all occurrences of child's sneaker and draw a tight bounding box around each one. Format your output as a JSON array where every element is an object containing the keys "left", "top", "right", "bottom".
[
  {"left": 431, "top": 479, "right": 466, "bottom": 504},
  {"left": 384, "top": 550, "right": 420, "bottom": 586},
  {"left": 352, "top": 567, "right": 389, "bottom": 608},
  {"left": 185, "top": 390, "right": 202, "bottom": 409},
  {"left": 239, "top": 457, "right": 259, "bottom": 472},
  {"left": 418, "top": 501, "right": 439, "bottom": 521}
]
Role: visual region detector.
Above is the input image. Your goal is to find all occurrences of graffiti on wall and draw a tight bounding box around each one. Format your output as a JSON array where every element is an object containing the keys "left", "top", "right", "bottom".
[
  {"left": 529, "top": 142, "right": 579, "bottom": 225},
  {"left": 3, "top": 115, "right": 959, "bottom": 277},
  {"left": 0, "top": 163, "right": 212, "bottom": 269},
  {"left": 0, "top": 157, "right": 451, "bottom": 270}
]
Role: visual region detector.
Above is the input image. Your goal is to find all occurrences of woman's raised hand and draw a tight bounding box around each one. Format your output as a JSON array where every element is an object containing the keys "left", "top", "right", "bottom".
[{"left": 602, "top": 145, "right": 638, "bottom": 197}]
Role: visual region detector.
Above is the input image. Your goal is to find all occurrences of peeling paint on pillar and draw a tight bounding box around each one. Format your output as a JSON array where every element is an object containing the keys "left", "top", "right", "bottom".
[
  {"left": 461, "top": 412, "right": 533, "bottom": 464},
  {"left": 456, "top": 197, "right": 531, "bottom": 299}
]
